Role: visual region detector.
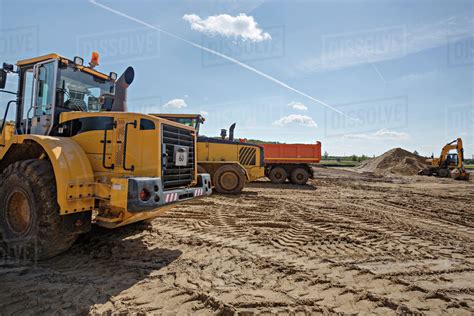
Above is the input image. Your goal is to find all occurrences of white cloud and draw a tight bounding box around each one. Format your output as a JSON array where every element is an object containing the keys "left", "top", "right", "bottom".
[
  {"left": 200, "top": 110, "right": 209, "bottom": 116},
  {"left": 394, "top": 70, "right": 437, "bottom": 83},
  {"left": 183, "top": 13, "right": 271, "bottom": 42},
  {"left": 163, "top": 99, "right": 187, "bottom": 109},
  {"left": 273, "top": 114, "right": 317, "bottom": 127},
  {"left": 288, "top": 101, "right": 308, "bottom": 111},
  {"left": 300, "top": 15, "right": 474, "bottom": 73},
  {"left": 343, "top": 128, "right": 409, "bottom": 140}
]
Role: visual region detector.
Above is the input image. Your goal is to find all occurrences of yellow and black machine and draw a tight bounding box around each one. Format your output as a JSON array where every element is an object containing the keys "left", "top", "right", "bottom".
[
  {"left": 151, "top": 114, "right": 265, "bottom": 194},
  {"left": 0, "top": 53, "right": 211, "bottom": 259},
  {"left": 419, "top": 138, "right": 470, "bottom": 180}
]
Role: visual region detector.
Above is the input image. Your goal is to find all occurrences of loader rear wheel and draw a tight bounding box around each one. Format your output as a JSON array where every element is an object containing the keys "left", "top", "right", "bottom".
[
  {"left": 213, "top": 165, "right": 245, "bottom": 194},
  {"left": 0, "top": 160, "right": 78, "bottom": 261},
  {"left": 290, "top": 168, "right": 310, "bottom": 185},
  {"left": 269, "top": 167, "right": 287, "bottom": 184}
]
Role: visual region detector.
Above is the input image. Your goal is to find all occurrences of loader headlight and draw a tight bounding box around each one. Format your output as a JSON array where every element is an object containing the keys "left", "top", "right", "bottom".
[
  {"left": 139, "top": 188, "right": 151, "bottom": 201},
  {"left": 74, "top": 56, "right": 84, "bottom": 66}
]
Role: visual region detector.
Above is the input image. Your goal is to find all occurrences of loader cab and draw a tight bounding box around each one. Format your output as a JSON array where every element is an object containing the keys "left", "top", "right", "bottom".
[{"left": 1, "top": 53, "right": 116, "bottom": 136}]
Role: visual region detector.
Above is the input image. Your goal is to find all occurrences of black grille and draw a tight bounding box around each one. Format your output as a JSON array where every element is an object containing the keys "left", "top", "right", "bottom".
[{"left": 162, "top": 124, "right": 195, "bottom": 189}]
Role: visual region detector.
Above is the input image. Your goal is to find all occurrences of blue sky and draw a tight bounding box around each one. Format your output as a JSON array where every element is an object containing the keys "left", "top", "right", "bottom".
[{"left": 1, "top": 0, "right": 473, "bottom": 157}]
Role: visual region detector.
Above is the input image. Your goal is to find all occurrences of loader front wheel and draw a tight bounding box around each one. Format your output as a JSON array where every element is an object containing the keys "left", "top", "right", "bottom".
[
  {"left": 213, "top": 165, "right": 245, "bottom": 194},
  {"left": 0, "top": 160, "right": 78, "bottom": 261}
]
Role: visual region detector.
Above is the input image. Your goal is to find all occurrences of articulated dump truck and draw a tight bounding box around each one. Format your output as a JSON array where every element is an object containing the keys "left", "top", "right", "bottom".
[
  {"left": 151, "top": 114, "right": 265, "bottom": 194},
  {"left": 0, "top": 53, "right": 211, "bottom": 259}
]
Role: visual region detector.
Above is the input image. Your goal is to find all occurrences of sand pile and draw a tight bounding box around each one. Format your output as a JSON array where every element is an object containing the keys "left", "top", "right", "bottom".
[{"left": 356, "top": 148, "right": 429, "bottom": 176}]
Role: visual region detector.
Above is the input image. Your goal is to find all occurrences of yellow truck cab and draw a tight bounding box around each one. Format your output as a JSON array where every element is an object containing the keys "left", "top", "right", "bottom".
[
  {"left": 152, "top": 114, "right": 265, "bottom": 194},
  {"left": 0, "top": 53, "right": 211, "bottom": 259}
]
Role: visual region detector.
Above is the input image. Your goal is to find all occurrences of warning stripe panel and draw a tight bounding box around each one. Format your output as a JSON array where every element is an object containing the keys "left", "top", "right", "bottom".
[
  {"left": 164, "top": 189, "right": 205, "bottom": 203},
  {"left": 165, "top": 192, "right": 178, "bottom": 203},
  {"left": 245, "top": 148, "right": 256, "bottom": 165},
  {"left": 239, "top": 147, "right": 251, "bottom": 164},
  {"left": 239, "top": 147, "right": 256, "bottom": 166},
  {"left": 239, "top": 147, "right": 249, "bottom": 165}
]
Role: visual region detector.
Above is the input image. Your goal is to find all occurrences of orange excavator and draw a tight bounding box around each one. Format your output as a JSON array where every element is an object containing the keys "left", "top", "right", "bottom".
[{"left": 419, "top": 138, "right": 470, "bottom": 181}]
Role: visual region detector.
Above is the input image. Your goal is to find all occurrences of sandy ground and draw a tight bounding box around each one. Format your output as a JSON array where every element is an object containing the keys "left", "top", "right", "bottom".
[{"left": 0, "top": 168, "right": 473, "bottom": 315}]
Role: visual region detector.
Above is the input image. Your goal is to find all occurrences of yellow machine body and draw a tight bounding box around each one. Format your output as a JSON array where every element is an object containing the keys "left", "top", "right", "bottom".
[
  {"left": 151, "top": 114, "right": 265, "bottom": 193},
  {"left": 420, "top": 138, "right": 470, "bottom": 180},
  {"left": 196, "top": 140, "right": 264, "bottom": 182},
  {"left": 0, "top": 54, "right": 212, "bottom": 229}
]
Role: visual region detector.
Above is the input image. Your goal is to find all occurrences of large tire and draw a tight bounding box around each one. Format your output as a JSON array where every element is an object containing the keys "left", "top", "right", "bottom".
[
  {"left": 419, "top": 168, "right": 432, "bottom": 176},
  {"left": 269, "top": 167, "right": 287, "bottom": 184},
  {"left": 0, "top": 159, "right": 78, "bottom": 261},
  {"left": 213, "top": 165, "right": 245, "bottom": 194},
  {"left": 438, "top": 168, "right": 450, "bottom": 178},
  {"left": 290, "top": 168, "right": 309, "bottom": 185}
]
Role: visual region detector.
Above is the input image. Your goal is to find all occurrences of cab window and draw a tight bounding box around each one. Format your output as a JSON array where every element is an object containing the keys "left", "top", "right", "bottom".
[
  {"left": 22, "top": 69, "right": 34, "bottom": 120},
  {"left": 35, "top": 62, "right": 55, "bottom": 117}
]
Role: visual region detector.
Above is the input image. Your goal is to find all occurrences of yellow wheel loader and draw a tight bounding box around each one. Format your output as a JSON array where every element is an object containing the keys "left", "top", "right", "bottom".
[
  {"left": 150, "top": 114, "right": 265, "bottom": 194},
  {"left": 418, "top": 138, "right": 470, "bottom": 181},
  {"left": 0, "top": 53, "right": 211, "bottom": 260}
]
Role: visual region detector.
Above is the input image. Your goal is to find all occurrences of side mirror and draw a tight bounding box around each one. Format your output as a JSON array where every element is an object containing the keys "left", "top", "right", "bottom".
[
  {"left": 0, "top": 69, "right": 7, "bottom": 89},
  {"left": 2, "top": 63, "right": 14, "bottom": 72},
  {"left": 99, "top": 94, "right": 115, "bottom": 111}
]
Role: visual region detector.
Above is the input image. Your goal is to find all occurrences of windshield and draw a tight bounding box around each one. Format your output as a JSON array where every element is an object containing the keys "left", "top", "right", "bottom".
[
  {"left": 57, "top": 66, "right": 115, "bottom": 112},
  {"left": 175, "top": 118, "right": 198, "bottom": 128},
  {"left": 162, "top": 117, "right": 201, "bottom": 131}
]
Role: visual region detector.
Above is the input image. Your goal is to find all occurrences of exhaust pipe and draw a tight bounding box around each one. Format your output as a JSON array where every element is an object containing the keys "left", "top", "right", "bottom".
[
  {"left": 112, "top": 66, "right": 134, "bottom": 112},
  {"left": 229, "top": 123, "right": 236, "bottom": 141}
]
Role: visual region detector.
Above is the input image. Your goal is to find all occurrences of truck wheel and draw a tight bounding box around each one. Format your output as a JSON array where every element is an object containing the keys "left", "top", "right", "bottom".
[
  {"left": 0, "top": 160, "right": 78, "bottom": 260},
  {"left": 269, "top": 167, "right": 287, "bottom": 184},
  {"left": 290, "top": 168, "right": 309, "bottom": 185},
  {"left": 213, "top": 165, "right": 245, "bottom": 194}
]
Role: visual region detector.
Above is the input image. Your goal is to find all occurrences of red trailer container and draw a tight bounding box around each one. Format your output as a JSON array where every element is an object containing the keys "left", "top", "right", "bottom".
[{"left": 262, "top": 142, "right": 321, "bottom": 184}]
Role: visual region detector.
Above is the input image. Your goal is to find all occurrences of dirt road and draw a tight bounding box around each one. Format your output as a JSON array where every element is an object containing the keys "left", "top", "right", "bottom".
[{"left": 1, "top": 168, "right": 473, "bottom": 315}]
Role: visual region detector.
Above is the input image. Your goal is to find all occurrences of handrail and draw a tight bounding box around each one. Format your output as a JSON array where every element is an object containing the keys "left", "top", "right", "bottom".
[
  {"left": 0, "top": 90, "right": 17, "bottom": 96},
  {"left": 1, "top": 100, "right": 17, "bottom": 132},
  {"left": 102, "top": 121, "right": 116, "bottom": 170},
  {"left": 123, "top": 120, "right": 137, "bottom": 171}
]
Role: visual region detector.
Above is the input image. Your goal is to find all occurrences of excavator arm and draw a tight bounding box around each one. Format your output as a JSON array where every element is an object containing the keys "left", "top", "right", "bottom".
[{"left": 456, "top": 138, "right": 464, "bottom": 169}]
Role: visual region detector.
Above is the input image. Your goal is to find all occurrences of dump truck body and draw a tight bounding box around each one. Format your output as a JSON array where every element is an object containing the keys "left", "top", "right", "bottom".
[{"left": 262, "top": 142, "right": 322, "bottom": 184}]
